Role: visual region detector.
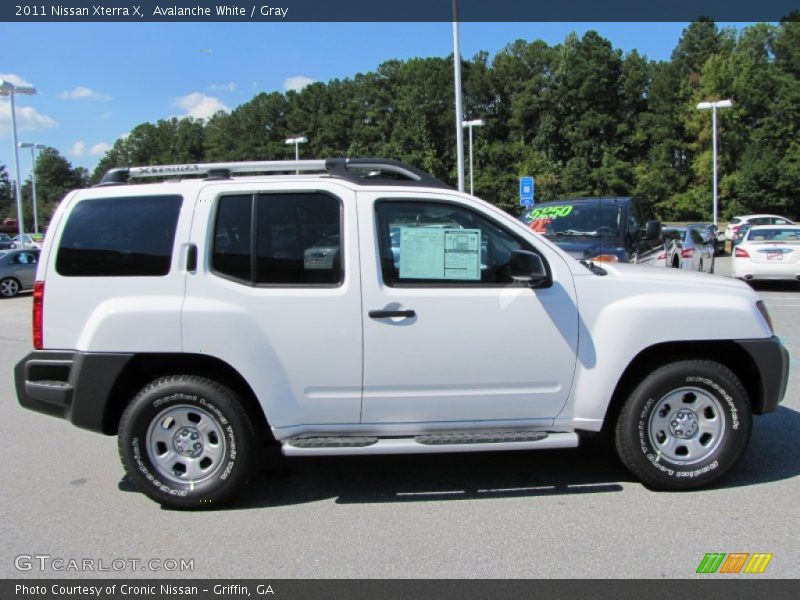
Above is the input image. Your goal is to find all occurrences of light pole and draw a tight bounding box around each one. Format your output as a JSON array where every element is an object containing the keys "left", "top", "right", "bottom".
[
  {"left": 452, "top": 0, "right": 465, "bottom": 192},
  {"left": 285, "top": 136, "right": 308, "bottom": 174},
  {"left": 461, "top": 119, "right": 484, "bottom": 195},
  {"left": 0, "top": 79, "right": 37, "bottom": 238},
  {"left": 19, "top": 142, "right": 46, "bottom": 234},
  {"left": 697, "top": 99, "right": 733, "bottom": 226}
]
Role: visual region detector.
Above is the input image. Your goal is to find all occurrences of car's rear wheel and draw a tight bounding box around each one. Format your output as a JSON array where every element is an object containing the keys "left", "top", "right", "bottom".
[
  {"left": 615, "top": 360, "right": 751, "bottom": 490},
  {"left": 0, "top": 277, "right": 20, "bottom": 298},
  {"left": 118, "top": 375, "right": 256, "bottom": 509}
]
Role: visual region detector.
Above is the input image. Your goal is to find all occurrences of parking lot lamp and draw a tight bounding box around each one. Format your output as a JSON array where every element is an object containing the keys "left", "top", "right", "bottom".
[
  {"left": 19, "top": 142, "right": 46, "bottom": 234},
  {"left": 285, "top": 136, "right": 308, "bottom": 175},
  {"left": 462, "top": 119, "right": 484, "bottom": 195},
  {"left": 0, "top": 79, "right": 37, "bottom": 237},
  {"left": 452, "top": 0, "right": 466, "bottom": 193},
  {"left": 697, "top": 99, "right": 733, "bottom": 226}
]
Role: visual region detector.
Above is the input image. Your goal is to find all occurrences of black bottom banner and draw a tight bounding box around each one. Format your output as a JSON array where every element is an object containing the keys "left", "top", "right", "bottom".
[{"left": 1, "top": 579, "right": 797, "bottom": 600}]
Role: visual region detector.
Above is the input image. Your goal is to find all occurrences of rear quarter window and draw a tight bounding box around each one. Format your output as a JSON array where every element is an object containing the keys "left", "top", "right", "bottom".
[{"left": 56, "top": 195, "right": 183, "bottom": 277}]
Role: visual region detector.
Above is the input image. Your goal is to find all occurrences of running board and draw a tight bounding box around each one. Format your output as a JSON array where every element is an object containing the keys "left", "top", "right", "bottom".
[{"left": 281, "top": 432, "right": 579, "bottom": 456}]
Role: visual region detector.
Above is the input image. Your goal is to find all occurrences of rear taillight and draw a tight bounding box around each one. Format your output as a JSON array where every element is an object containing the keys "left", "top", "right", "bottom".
[
  {"left": 735, "top": 247, "right": 750, "bottom": 258},
  {"left": 681, "top": 248, "right": 695, "bottom": 258},
  {"left": 33, "top": 281, "right": 44, "bottom": 350}
]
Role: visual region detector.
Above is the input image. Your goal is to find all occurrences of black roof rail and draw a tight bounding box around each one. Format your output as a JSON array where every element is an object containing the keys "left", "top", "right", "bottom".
[
  {"left": 324, "top": 158, "right": 451, "bottom": 189},
  {"left": 95, "top": 167, "right": 130, "bottom": 186},
  {"left": 95, "top": 158, "right": 452, "bottom": 189}
]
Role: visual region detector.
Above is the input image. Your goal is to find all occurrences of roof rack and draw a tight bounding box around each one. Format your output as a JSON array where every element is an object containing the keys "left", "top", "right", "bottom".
[{"left": 97, "top": 158, "right": 452, "bottom": 189}]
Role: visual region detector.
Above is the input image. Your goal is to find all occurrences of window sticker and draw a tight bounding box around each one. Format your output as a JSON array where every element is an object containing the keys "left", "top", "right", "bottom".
[
  {"left": 398, "top": 227, "right": 481, "bottom": 280},
  {"left": 444, "top": 229, "right": 481, "bottom": 280},
  {"left": 399, "top": 227, "right": 444, "bottom": 279}
]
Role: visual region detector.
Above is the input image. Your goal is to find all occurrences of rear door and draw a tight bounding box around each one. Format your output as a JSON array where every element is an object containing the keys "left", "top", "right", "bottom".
[{"left": 182, "top": 182, "right": 363, "bottom": 429}]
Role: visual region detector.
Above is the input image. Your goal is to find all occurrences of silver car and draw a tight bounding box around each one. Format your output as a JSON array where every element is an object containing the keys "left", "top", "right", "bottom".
[
  {"left": 0, "top": 249, "right": 40, "bottom": 297},
  {"left": 663, "top": 226, "right": 715, "bottom": 273}
]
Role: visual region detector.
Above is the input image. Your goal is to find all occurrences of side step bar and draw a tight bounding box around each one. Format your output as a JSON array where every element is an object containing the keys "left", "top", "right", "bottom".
[{"left": 282, "top": 431, "right": 579, "bottom": 457}]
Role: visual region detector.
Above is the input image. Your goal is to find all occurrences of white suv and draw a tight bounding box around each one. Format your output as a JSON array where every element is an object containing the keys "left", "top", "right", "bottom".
[{"left": 15, "top": 159, "right": 789, "bottom": 509}]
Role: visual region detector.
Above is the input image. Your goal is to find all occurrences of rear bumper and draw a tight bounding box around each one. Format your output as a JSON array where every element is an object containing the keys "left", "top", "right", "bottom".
[
  {"left": 731, "top": 259, "right": 800, "bottom": 280},
  {"left": 15, "top": 351, "right": 133, "bottom": 434},
  {"left": 734, "top": 336, "right": 790, "bottom": 414}
]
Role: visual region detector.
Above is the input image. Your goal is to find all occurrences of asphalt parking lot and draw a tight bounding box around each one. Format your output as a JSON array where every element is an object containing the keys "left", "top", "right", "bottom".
[{"left": 0, "top": 257, "right": 798, "bottom": 579}]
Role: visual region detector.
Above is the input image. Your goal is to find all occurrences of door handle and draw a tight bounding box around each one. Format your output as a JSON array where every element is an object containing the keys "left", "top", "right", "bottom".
[
  {"left": 185, "top": 244, "right": 197, "bottom": 273},
  {"left": 368, "top": 309, "right": 416, "bottom": 319}
]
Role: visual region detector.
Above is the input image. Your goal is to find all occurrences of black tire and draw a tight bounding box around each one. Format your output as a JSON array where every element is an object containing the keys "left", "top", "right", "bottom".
[
  {"left": 118, "top": 375, "right": 256, "bottom": 509},
  {"left": 0, "top": 277, "right": 21, "bottom": 298},
  {"left": 615, "top": 360, "right": 752, "bottom": 490}
]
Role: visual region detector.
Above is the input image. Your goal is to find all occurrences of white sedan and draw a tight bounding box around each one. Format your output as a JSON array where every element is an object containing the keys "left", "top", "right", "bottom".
[
  {"left": 9, "top": 234, "right": 42, "bottom": 250},
  {"left": 725, "top": 214, "right": 794, "bottom": 241},
  {"left": 732, "top": 225, "right": 800, "bottom": 282}
]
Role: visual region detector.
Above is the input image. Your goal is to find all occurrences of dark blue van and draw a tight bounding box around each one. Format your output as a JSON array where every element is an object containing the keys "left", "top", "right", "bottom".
[{"left": 520, "top": 197, "right": 665, "bottom": 266}]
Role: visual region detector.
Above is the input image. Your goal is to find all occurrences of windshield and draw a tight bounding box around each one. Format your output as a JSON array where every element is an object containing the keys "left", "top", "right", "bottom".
[
  {"left": 521, "top": 202, "right": 623, "bottom": 238},
  {"left": 746, "top": 228, "right": 800, "bottom": 242}
]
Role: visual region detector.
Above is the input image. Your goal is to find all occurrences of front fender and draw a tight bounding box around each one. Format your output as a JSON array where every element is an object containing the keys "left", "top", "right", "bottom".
[{"left": 562, "top": 276, "right": 770, "bottom": 429}]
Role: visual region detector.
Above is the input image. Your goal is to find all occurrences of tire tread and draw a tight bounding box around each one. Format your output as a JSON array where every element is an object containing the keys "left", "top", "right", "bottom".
[{"left": 615, "top": 359, "right": 752, "bottom": 490}]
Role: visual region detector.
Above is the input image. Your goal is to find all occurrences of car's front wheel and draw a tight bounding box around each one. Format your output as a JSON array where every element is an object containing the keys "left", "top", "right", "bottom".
[
  {"left": 118, "top": 375, "right": 256, "bottom": 509},
  {"left": 615, "top": 360, "right": 752, "bottom": 490}
]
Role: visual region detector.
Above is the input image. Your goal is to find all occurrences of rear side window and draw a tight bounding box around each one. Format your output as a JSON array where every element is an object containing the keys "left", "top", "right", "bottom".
[
  {"left": 56, "top": 196, "right": 182, "bottom": 277},
  {"left": 212, "top": 192, "right": 342, "bottom": 286},
  {"left": 689, "top": 229, "right": 705, "bottom": 244}
]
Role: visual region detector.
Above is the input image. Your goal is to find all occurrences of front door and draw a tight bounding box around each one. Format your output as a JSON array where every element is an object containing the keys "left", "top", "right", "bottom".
[{"left": 358, "top": 193, "right": 580, "bottom": 425}]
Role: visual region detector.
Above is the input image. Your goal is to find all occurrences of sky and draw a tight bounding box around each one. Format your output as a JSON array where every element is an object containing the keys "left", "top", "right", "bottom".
[{"left": 0, "top": 21, "right": 754, "bottom": 181}]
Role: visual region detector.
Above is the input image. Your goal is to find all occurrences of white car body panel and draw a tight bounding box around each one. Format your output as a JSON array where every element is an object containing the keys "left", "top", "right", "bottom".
[
  {"left": 557, "top": 264, "right": 769, "bottom": 431},
  {"left": 39, "top": 185, "right": 190, "bottom": 352},
  {"left": 36, "top": 175, "right": 774, "bottom": 441}
]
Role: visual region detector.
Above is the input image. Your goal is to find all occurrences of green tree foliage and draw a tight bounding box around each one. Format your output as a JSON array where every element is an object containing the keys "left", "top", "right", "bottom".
[
  {"left": 0, "top": 164, "right": 14, "bottom": 219},
  {"left": 62, "top": 20, "right": 797, "bottom": 224},
  {"left": 19, "top": 148, "right": 89, "bottom": 229}
]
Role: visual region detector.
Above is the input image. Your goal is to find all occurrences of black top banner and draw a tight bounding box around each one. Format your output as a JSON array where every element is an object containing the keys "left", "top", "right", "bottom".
[{"left": 2, "top": 0, "right": 799, "bottom": 22}]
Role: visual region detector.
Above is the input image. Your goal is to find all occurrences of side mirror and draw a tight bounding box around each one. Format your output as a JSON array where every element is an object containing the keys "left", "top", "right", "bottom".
[
  {"left": 645, "top": 220, "right": 661, "bottom": 241},
  {"left": 510, "top": 250, "right": 549, "bottom": 286}
]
